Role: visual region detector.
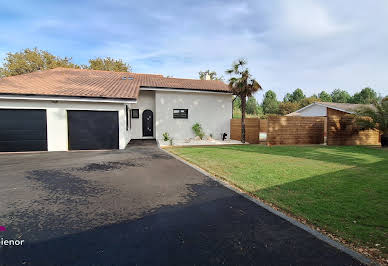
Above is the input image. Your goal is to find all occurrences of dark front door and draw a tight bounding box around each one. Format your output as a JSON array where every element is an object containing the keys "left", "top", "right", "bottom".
[
  {"left": 0, "top": 109, "right": 47, "bottom": 152},
  {"left": 67, "top": 110, "right": 119, "bottom": 150},
  {"left": 142, "top": 110, "right": 153, "bottom": 137}
]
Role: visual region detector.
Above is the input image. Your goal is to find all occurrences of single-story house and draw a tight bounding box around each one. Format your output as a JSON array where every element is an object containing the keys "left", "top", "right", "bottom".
[
  {"left": 0, "top": 68, "right": 233, "bottom": 152},
  {"left": 287, "top": 101, "right": 380, "bottom": 145},
  {"left": 286, "top": 102, "right": 373, "bottom": 117}
]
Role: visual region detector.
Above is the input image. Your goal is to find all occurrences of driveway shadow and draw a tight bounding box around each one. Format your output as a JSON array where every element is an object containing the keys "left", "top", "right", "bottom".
[{"left": 0, "top": 180, "right": 361, "bottom": 265}]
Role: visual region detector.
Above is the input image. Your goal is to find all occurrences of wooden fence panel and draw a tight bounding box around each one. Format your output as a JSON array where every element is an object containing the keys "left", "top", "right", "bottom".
[
  {"left": 267, "top": 116, "right": 325, "bottom": 145},
  {"left": 230, "top": 118, "right": 260, "bottom": 144},
  {"left": 327, "top": 108, "right": 380, "bottom": 145}
]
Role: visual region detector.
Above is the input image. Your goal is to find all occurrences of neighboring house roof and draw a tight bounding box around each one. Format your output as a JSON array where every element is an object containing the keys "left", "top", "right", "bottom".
[
  {"left": 0, "top": 68, "right": 231, "bottom": 100},
  {"left": 287, "top": 101, "right": 374, "bottom": 116}
]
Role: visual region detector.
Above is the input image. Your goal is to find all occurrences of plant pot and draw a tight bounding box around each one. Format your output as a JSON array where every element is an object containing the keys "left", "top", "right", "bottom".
[{"left": 381, "top": 135, "right": 388, "bottom": 147}]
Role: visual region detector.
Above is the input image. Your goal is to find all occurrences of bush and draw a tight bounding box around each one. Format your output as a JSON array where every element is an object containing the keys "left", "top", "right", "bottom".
[
  {"left": 162, "top": 132, "right": 170, "bottom": 141},
  {"left": 192, "top": 123, "right": 205, "bottom": 139}
]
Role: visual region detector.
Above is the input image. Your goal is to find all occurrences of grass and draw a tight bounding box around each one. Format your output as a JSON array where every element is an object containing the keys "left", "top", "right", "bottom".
[{"left": 167, "top": 145, "right": 388, "bottom": 260}]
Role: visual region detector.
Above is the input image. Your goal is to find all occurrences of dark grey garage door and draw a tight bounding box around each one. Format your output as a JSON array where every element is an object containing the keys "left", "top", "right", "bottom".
[
  {"left": 0, "top": 109, "right": 47, "bottom": 152},
  {"left": 67, "top": 110, "right": 119, "bottom": 150}
]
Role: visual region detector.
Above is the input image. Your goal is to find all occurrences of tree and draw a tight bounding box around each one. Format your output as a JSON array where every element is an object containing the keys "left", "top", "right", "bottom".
[
  {"left": 278, "top": 101, "right": 300, "bottom": 115},
  {"left": 318, "top": 91, "right": 332, "bottom": 102},
  {"left": 233, "top": 96, "right": 241, "bottom": 109},
  {"left": 300, "top": 96, "right": 321, "bottom": 108},
  {"left": 350, "top": 87, "right": 378, "bottom": 104},
  {"left": 355, "top": 97, "right": 388, "bottom": 146},
  {"left": 246, "top": 96, "right": 259, "bottom": 115},
  {"left": 290, "top": 88, "right": 306, "bottom": 102},
  {"left": 283, "top": 93, "right": 292, "bottom": 102},
  {"left": 226, "top": 59, "right": 262, "bottom": 143},
  {"left": 199, "top": 70, "right": 223, "bottom": 80},
  {"left": 0, "top": 48, "right": 78, "bottom": 77},
  {"left": 331, "top": 89, "right": 351, "bottom": 103},
  {"left": 262, "top": 90, "right": 279, "bottom": 114},
  {"left": 87, "top": 57, "right": 131, "bottom": 72}
]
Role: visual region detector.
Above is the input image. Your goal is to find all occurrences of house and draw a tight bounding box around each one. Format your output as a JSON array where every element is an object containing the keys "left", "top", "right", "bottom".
[
  {"left": 286, "top": 102, "right": 373, "bottom": 117},
  {"left": 287, "top": 102, "right": 380, "bottom": 145},
  {"left": 0, "top": 68, "right": 233, "bottom": 152}
]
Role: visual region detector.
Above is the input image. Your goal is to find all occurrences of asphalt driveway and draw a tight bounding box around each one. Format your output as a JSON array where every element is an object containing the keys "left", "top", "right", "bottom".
[{"left": 0, "top": 140, "right": 361, "bottom": 265}]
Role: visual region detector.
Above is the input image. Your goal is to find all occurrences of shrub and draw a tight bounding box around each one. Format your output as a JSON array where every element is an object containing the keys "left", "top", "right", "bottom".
[
  {"left": 192, "top": 123, "right": 205, "bottom": 139},
  {"left": 162, "top": 132, "right": 170, "bottom": 141},
  {"left": 169, "top": 138, "right": 173, "bottom": 146}
]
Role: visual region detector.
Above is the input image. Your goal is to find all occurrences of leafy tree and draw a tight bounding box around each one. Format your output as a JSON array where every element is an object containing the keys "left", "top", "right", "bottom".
[
  {"left": 262, "top": 90, "right": 279, "bottom": 114},
  {"left": 246, "top": 96, "right": 259, "bottom": 115},
  {"left": 350, "top": 87, "right": 378, "bottom": 104},
  {"left": 256, "top": 105, "right": 264, "bottom": 117},
  {"left": 226, "top": 59, "right": 262, "bottom": 143},
  {"left": 355, "top": 97, "right": 388, "bottom": 146},
  {"left": 300, "top": 96, "right": 321, "bottom": 108},
  {"left": 199, "top": 70, "right": 223, "bottom": 80},
  {"left": 86, "top": 57, "right": 131, "bottom": 72},
  {"left": 278, "top": 101, "right": 300, "bottom": 115},
  {"left": 0, "top": 48, "right": 78, "bottom": 77},
  {"left": 283, "top": 93, "right": 292, "bottom": 102},
  {"left": 233, "top": 96, "right": 241, "bottom": 109},
  {"left": 290, "top": 88, "right": 306, "bottom": 102},
  {"left": 331, "top": 89, "right": 351, "bottom": 103},
  {"left": 283, "top": 89, "right": 306, "bottom": 103},
  {"left": 318, "top": 91, "right": 332, "bottom": 102}
]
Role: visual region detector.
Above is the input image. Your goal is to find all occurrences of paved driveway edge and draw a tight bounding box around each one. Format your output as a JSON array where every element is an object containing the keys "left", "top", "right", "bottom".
[{"left": 161, "top": 148, "right": 374, "bottom": 266}]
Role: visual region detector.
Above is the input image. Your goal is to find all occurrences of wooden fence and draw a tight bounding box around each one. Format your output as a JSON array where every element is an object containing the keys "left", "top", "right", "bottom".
[
  {"left": 267, "top": 116, "right": 325, "bottom": 145},
  {"left": 230, "top": 118, "right": 260, "bottom": 144},
  {"left": 327, "top": 108, "right": 380, "bottom": 145},
  {"left": 231, "top": 116, "right": 324, "bottom": 145}
]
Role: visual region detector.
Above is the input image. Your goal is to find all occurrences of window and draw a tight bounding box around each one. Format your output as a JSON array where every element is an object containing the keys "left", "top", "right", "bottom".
[
  {"left": 131, "top": 109, "right": 139, "bottom": 118},
  {"left": 126, "top": 106, "right": 129, "bottom": 131},
  {"left": 173, "top": 109, "right": 188, "bottom": 119}
]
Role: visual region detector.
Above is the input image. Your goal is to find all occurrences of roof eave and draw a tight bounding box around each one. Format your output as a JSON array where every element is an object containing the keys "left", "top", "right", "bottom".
[
  {"left": 140, "top": 86, "right": 232, "bottom": 94},
  {"left": 0, "top": 93, "right": 137, "bottom": 104}
]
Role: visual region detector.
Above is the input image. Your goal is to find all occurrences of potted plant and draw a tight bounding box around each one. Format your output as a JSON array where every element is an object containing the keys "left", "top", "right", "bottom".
[
  {"left": 161, "top": 132, "right": 170, "bottom": 146},
  {"left": 192, "top": 123, "right": 205, "bottom": 140}
]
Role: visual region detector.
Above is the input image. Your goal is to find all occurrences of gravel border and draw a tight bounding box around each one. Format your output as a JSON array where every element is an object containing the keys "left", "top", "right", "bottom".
[{"left": 161, "top": 148, "right": 375, "bottom": 266}]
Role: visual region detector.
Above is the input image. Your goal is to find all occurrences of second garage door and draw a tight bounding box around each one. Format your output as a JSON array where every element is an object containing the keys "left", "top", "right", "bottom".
[{"left": 67, "top": 110, "right": 119, "bottom": 150}]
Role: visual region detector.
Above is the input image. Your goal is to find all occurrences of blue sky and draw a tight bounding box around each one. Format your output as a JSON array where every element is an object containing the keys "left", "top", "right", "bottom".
[{"left": 1, "top": 0, "right": 387, "bottom": 101}]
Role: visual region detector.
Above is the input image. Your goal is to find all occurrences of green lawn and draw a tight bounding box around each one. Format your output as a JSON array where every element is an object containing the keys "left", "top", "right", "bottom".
[{"left": 167, "top": 145, "right": 388, "bottom": 259}]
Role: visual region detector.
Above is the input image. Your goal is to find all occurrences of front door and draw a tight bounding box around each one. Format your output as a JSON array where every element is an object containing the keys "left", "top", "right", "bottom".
[{"left": 142, "top": 110, "right": 153, "bottom": 137}]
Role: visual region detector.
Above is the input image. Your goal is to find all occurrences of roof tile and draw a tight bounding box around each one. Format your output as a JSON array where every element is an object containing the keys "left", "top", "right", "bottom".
[{"left": 0, "top": 68, "right": 231, "bottom": 100}]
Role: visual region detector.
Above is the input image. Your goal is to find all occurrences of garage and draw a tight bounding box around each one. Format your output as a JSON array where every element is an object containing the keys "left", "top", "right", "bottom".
[
  {"left": 67, "top": 110, "right": 119, "bottom": 150},
  {"left": 0, "top": 109, "right": 47, "bottom": 152}
]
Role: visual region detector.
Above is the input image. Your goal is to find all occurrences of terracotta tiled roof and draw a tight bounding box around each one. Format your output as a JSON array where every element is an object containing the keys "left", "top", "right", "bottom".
[{"left": 0, "top": 68, "right": 231, "bottom": 100}]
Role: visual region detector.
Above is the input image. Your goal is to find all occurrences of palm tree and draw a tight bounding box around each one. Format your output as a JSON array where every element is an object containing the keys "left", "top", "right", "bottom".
[
  {"left": 226, "top": 59, "right": 262, "bottom": 143},
  {"left": 355, "top": 97, "right": 388, "bottom": 146}
]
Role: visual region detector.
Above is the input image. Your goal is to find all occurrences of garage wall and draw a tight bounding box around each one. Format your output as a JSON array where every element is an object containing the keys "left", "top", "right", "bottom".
[
  {"left": 129, "top": 90, "right": 155, "bottom": 139},
  {"left": 0, "top": 99, "right": 130, "bottom": 151},
  {"left": 154, "top": 90, "right": 233, "bottom": 141}
]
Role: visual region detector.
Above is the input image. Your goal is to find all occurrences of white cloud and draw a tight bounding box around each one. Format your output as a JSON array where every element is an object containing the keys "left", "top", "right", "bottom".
[{"left": 279, "top": 0, "right": 352, "bottom": 38}]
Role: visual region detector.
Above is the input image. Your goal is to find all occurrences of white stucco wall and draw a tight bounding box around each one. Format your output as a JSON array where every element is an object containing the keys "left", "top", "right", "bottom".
[
  {"left": 0, "top": 99, "right": 130, "bottom": 151},
  {"left": 129, "top": 90, "right": 155, "bottom": 139},
  {"left": 297, "top": 104, "right": 327, "bottom": 116},
  {"left": 154, "top": 90, "right": 233, "bottom": 141}
]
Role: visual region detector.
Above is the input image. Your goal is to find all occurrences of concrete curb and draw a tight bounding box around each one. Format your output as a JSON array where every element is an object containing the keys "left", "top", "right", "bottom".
[{"left": 161, "top": 148, "right": 374, "bottom": 266}]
